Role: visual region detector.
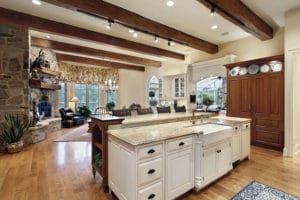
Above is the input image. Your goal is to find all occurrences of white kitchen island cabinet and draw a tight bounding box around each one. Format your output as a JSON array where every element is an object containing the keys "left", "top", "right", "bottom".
[{"left": 108, "top": 135, "right": 194, "bottom": 200}]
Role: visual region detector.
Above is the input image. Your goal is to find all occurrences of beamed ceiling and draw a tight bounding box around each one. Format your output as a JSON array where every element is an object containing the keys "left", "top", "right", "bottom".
[{"left": 0, "top": 0, "right": 300, "bottom": 70}]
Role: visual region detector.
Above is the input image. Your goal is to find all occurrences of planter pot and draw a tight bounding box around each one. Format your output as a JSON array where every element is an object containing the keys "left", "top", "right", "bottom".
[{"left": 6, "top": 140, "right": 24, "bottom": 154}]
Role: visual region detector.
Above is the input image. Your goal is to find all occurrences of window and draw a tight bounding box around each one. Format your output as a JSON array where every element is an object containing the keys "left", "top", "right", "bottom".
[
  {"left": 107, "top": 91, "right": 117, "bottom": 106},
  {"left": 174, "top": 76, "right": 185, "bottom": 98},
  {"left": 75, "top": 83, "right": 100, "bottom": 113},
  {"left": 59, "top": 82, "right": 67, "bottom": 108},
  {"left": 148, "top": 76, "right": 159, "bottom": 106},
  {"left": 196, "top": 76, "right": 226, "bottom": 109}
]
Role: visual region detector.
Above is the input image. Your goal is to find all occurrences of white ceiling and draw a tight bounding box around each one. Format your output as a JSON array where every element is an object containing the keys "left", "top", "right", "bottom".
[{"left": 1, "top": 0, "right": 300, "bottom": 63}]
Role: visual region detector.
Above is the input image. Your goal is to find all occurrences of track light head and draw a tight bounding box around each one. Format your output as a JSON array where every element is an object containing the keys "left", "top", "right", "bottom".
[
  {"left": 154, "top": 35, "right": 158, "bottom": 43},
  {"left": 106, "top": 20, "right": 112, "bottom": 30},
  {"left": 210, "top": 6, "right": 215, "bottom": 16}
]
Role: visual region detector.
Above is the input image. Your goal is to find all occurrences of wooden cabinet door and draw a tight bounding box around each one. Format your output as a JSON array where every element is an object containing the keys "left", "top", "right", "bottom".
[
  {"left": 227, "top": 77, "right": 251, "bottom": 117},
  {"left": 227, "top": 78, "right": 241, "bottom": 116},
  {"left": 240, "top": 77, "right": 252, "bottom": 117}
]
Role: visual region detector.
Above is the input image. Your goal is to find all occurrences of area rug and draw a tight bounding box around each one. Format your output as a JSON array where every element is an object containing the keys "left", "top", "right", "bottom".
[
  {"left": 54, "top": 123, "right": 91, "bottom": 142},
  {"left": 231, "top": 180, "right": 300, "bottom": 200}
]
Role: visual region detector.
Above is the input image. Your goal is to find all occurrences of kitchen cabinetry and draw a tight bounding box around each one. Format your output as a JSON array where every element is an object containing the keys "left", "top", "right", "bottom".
[
  {"left": 174, "top": 75, "right": 186, "bottom": 98},
  {"left": 231, "top": 122, "right": 251, "bottom": 163},
  {"left": 225, "top": 55, "right": 284, "bottom": 150},
  {"left": 166, "top": 136, "right": 194, "bottom": 200},
  {"left": 201, "top": 139, "right": 232, "bottom": 187},
  {"left": 90, "top": 115, "right": 124, "bottom": 192},
  {"left": 108, "top": 135, "right": 194, "bottom": 200}
]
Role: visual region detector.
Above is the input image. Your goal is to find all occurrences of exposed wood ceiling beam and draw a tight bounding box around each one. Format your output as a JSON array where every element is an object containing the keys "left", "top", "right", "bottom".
[
  {"left": 56, "top": 53, "right": 145, "bottom": 72},
  {"left": 196, "top": 0, "right": 273, "bottom": 41},
  {"left": 0, "top": 7, "right": 184, "bottom": 60},
  {"left": 31, "top": 37, "right": 161, "bottom": 67},
  {"left": 43, "top": 0, "right": 218, "bottom": 54}
]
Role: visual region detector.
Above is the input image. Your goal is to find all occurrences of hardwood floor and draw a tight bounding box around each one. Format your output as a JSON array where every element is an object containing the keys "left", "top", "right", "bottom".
[{"left": 1, "top": 128, "right": 300, "bottom": 200}]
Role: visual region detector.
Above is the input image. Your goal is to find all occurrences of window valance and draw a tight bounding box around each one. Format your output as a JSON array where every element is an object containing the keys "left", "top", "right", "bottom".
[{"left": 58, "top": 62, "right": 119, "bottom": 84}]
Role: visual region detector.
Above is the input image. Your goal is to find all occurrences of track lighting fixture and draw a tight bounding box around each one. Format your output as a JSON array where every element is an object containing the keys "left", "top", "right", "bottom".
[
  {"left": 154, "top": 35, "right": 158, "bottom": 43},
  {"left": 106, "top": 20, "right": 112, "bottom": 30},
  {"left": 168, "top": 39, "right": 175, "bottom": 46},
  {"left": 133, "top": 32, "right": 138, "bottom": 37},
  {"left": 210, "top": 6, "right": 215, "bottom": 16}
]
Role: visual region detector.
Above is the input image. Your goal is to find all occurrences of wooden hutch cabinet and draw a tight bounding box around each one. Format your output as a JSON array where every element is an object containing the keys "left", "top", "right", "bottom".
[{"left": 225, "top": 55, "right": 284, "bottom": 150}]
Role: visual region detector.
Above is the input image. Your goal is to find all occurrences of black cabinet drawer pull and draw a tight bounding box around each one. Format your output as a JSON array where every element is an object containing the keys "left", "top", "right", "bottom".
[
  {"left": 235, "top": 127, "right": 238, "bottom": 130},
  {"left": 246, "top": 125, "right": 249, "bottom": 128},
  {"left": 179, "top": 142, "right": 185, "bottom": 146},
  {"left": 147, "top": 169, "right": 156, "bottom": 174},
  {"left": 216, "top": 149, "right": 221, "bottom": 153},
  {"left": 148, "top": 193, "right": 156, "bottom": 199},
  {"left": 147, "top": 149, "right": 155, "bottom": 154}
]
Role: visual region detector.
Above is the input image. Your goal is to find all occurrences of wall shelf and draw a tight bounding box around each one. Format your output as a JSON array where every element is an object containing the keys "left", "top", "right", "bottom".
[{"left": 29, "top": 79, "right": 61, "bottom": 90}]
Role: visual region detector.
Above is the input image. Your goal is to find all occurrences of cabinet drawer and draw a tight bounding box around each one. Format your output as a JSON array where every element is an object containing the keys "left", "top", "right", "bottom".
[
  {"left": 255, "top": 131, "right": 281, "bottom": 145},
  {"left": 255, "top": 119, "right": 281, "bottom": 130},
  {"left": 137, "top": 143, "right": 163, "bottom": 161},
  {"left": 138, "top": 158, "right": 162, "bottom": 186},
  {"left": 232, "top": 126, "right": 240, "bottom": 135},
  {"left": 242, "top": 123, "right": 250, "bottom": 129},
  {"left": 138, "top": 181, "right": 163, "bottom": 200},
  {"left": 167, "top": 136, "right": 193, "bottom": 152}
]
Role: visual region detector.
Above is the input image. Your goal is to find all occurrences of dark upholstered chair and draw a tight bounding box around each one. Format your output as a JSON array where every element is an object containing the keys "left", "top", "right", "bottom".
[
  {"left": 137, "top": 108, "right": 153, "bottom": 115},
  {"left": 157, "top": 106, "right": 171, "bottom": 113},
  {"left": 112, "top": 109, "right": 132, "bottom": 117},
  {"left": 59, "top": 108, "right": 85, "bottom": 127},
  {"left": 175, "top": 105, "right": 186, "bottom": 112}
]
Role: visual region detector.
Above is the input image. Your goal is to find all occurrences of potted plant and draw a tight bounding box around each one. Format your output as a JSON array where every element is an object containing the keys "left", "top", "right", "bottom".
[
  {"left": 202, "top": 95, "right": 214, "bottom": 111},
  {"left": 76, "top": 105, "right": 92, "bottom": 120},
  {"left": 106, "top": 102, "right": 115, "bottom": 111},
  {"left": 0, "top": 114, "right": 32, "bottom": 154},
  {"left": 149, "top": 91, "right": 157, "bottom": 106}
]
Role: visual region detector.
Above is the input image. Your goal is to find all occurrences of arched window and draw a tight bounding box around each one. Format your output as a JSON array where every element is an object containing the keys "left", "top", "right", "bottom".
[
  {"left": 196, "top": 76, "right": 226, "bottom": 109},
  {"left": 148, "top": 76, "right": 159, "bottom": 106}
]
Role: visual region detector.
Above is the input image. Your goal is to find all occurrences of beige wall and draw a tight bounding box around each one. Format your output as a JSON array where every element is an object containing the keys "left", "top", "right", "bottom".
[
  {"left": 189, "top": 27, "right": 284, "bottom": 64},
  {"left": 118, "top": 69, "right": 146, "bottom": 109},
  {"left": 285, "top": 6, "right": 300, "bottom": 155}
]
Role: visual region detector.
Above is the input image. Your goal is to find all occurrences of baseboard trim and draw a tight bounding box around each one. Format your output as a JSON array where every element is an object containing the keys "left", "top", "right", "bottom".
[{"left": 294, "top": 143, "right": 300, "bottom": 155}]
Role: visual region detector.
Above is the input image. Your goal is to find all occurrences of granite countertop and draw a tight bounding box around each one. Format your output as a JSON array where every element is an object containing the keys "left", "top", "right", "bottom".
[
  {"left": 108, "top": 113, "right": 251, "bottom": 146},
  {"left": 108, "top": 121, "right": 195, "bottom": 146}
]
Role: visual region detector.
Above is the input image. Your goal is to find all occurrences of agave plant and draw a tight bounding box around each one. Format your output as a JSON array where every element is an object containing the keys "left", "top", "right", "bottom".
[{"left": 0, "top": 114, "right": 31, "bottom": 145}]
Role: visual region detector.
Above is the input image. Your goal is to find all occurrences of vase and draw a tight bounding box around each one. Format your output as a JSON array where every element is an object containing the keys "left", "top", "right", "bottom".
[{"left": 6, "top": 140, "right": 24, "bottom": 154}]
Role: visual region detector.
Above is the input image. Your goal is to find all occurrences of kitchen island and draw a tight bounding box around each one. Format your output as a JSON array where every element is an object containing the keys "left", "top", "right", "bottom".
[{"left": 106, "top": 114, "right": 250, "bottom": 200}]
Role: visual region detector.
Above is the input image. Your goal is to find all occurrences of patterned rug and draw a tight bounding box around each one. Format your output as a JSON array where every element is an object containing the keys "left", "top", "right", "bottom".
[
  {"left": 231, "top": 181, "right": 300, "bottom": 200},
  {"left": 54, "top": 123, "right": 91, "bottom": 142}
]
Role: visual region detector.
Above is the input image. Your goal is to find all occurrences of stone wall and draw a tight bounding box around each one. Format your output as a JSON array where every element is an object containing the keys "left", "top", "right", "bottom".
[
  {"left": 0, "top": 25, "right": 30, "bottom": 124},
  {"left": 30, "top": 47, "right": 60, "bottom": 117}
]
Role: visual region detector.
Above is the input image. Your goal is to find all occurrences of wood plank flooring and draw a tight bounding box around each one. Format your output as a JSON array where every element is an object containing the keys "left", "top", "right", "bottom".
[{"left": 1, "top": 127, "right": 300, "bottom": 200}]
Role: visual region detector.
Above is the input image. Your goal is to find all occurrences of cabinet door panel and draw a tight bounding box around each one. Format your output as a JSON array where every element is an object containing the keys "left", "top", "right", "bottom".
[
  {"left": 166, "top": 148, "right": 194, "bottom": 200},
  {"left": 269, "top": 74, "right": 283, "bottom": 118},
  {"left": 227, "top": 79, "right": 241, "bottom": 116},
  {"left": 217, "top": 141, "right": 232, "bottom": 175},
  {"left": 202, "top": 146, "right": 217, "bottom": 184},
  {"left": 252, "top": 76, "right": 270, "bottom": 117},
  {"left": 241, "top": 124, "right": 251, "bottom": 160},
  {"left": 240, "top": 78, "right": 251, "bottom": 117},
  {"left": 232, "top": 133, "right": 241, "bottom": 162}
]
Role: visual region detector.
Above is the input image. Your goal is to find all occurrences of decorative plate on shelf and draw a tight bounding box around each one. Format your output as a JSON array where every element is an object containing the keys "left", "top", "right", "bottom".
[
  {"left": 269, "top": 60, "right": 283, "bottom": 72},
  {"left": 248, "top": 64, "right": 259, "bottom": 74},
  {"left": 230, "top": 66, "right": 240, "bottom": 76},
  {"left": 238, "top": 67, "right": 248, "bottom": 75},
  {"left": 260, "top": 64, "right": 270, "bottom": 73}
]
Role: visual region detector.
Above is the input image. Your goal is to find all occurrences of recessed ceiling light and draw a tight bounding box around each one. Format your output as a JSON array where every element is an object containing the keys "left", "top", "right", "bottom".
[
  {"left": 211, "top": 25, "right": 218, "bottom": 30},
  {"left": 166, "top": 0, "right": 174, "bottom": 7},
  {"left": 128, "top": 29, "right": 135, "bottom": 33},
  {"left": 133, "top": 32, "right": 138, "bottom": 37},
  {"left": 32, "top": 0, "right": 41, "bottom": 5},
  {"left": 45, "top": 35, "right": 50, "bottom": 39}
]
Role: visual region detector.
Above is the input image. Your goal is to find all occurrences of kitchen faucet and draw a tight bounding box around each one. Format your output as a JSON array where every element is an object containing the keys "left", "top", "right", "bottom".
[{"left": 191, "top": 109, "right": 204, "bottom": 124}]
